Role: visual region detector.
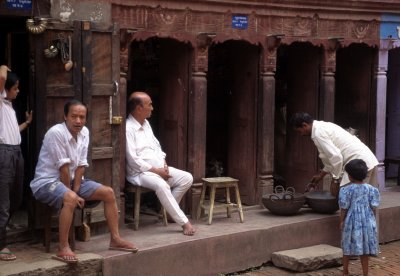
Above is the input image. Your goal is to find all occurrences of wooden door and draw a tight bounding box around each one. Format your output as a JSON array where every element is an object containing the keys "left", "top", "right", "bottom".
[
  {"left": 335, "top": 44, "right": 375, "bottom": 147},
  {"left": 284, "top": 43, "right": 320, "bottom": 192},
  {"left": 33, "top": 21, "right": 123, "bottom": 226},
  {"left": 227, "top": 42, "right": 258, "bottom": 204},
  {"left": 157, "top": 39, "right": 189, "bottom": 169},
  {"left": 386, "top": 48, "right": 400, "bottom": 177}
]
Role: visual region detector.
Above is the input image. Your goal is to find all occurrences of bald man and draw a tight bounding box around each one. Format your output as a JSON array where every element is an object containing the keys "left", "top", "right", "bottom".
[{"left": 125, "top": 91, "right": 196, "bottom": 235}]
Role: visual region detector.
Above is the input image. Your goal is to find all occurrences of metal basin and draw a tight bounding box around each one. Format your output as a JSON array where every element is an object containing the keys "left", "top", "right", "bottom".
[
  {"left": 305, "top": 191, "right": 339, "bottom": 214},
  {"left": 262, "top": 186, "right": 306, "bottom": 216}
]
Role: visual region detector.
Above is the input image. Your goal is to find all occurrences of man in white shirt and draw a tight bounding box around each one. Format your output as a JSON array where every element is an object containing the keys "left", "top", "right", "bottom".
[
  {"left": 30, "top": 99, "right": 137, "bottom": 264},
  {"left": 126, "top": 91, "right": 196, "bottom": 236},
  {"left": 290, "top": 112, "right": 379, "bottom": 196},
  {"left": 0, "top": 65, "right": 32, "bottom": 261}
]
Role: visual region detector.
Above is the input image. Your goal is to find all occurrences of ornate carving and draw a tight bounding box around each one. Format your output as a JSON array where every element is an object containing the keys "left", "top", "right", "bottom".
[
  {"left": 322, "top": 49, "right": 336, "bottom": 73},
  {"left": 113, "top": 4, "right": 381, "bottom": 53},
  {"left": 353, "top": 21, "right": 370, "bottom": 39},
  {"left": 192, "top": 33, "right": 214, "bottom": 72},
  {"left": 293, "top": 16, "right": 312, "bottom": 36},
  {"left": 158, "top": 9, "right": 177, "bottom": 25}
]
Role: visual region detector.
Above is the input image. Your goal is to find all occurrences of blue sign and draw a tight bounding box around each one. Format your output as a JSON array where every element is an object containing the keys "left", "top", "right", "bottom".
[
  {"left": 6, "top": 0, "right": 32, "bottom": 11},
  {"left": 381, "top": 14, "right": 400, "bottom": 39},
  {"left": 232, "top": 15, "right": 248, "bottom": 30}
]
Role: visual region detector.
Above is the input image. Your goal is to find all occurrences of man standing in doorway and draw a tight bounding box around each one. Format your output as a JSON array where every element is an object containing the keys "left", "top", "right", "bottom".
[
  {"left": 0, "top": 65, "right": 33, "bottom": 261},
  {"left": 30, "top": 99, "right": 138, "bottom": 264},
  {"left": 126, "top": 91, "right": 196, "bottom": 236},
  {"left": 290, "top": 112, "right": 379, "bottom": 196}
]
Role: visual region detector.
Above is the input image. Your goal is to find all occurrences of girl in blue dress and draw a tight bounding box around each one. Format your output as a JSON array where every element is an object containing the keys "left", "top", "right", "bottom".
[{"left": 339, "top": 159, "right": 380, "bottom": 276}]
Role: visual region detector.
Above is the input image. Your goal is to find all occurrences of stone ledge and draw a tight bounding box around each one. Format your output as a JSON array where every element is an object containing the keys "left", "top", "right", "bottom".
[
  {"left": 3, "top": 253, "right": 102, "bottom": 276},
  {"left": 271, "top": 244, "right": 342, "bottom": 272}
]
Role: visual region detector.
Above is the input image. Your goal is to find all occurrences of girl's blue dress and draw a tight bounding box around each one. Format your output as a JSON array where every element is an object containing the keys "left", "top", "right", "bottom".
[{"left": 339, "top": 183, "right": 380, "bottom": 256}]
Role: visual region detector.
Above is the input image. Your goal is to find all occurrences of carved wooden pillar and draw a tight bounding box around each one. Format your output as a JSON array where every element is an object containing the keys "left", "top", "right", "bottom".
[
  {"left": 373, "top": 40, "right": 391, "bottom": 190},
  {"left": 320, "top": 39, "right": 339, "bottom": 121},
  {"left": 257, "top": 36, "right": 281, "bottom": 204},
  {"left": 189, "top": 34, "right": 210, "bottom": 218}
]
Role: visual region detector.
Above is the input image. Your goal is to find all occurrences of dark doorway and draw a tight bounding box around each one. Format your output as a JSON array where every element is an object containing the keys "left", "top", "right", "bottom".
[
  {"left": 385, "top": 47, "right": 400, "bottom": 183},
  {"left": 128, "top": 38, "right": 191, "bottom": 169},
  {"left": 274, "top": 42, "right": 321, "bottom": 192},
  {"left": 335, "top": 44, "right": 376, "bottom": 148},
  {"left": 128, "top": 37, "right": 191, "bottom": 213},
  {"left": 207, "top": 40, "right": 259, "bottom": 205},
  {"left": 0, "top": 16, "right": 32, "bottom": 239}
]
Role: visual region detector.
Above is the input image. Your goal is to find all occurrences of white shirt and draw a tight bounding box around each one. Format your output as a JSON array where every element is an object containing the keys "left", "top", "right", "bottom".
[
  {"left": 311, "top": 120, "right": 379, "bottom": 179},
  {"left": 30, "top": 123, "right": 89, "bottom": 194},
  {"left": 0, "top": 90, "right": 21, "bottom": 145},
  {"left": 126, "top": 114, "right": 166, "bottom": 185}
]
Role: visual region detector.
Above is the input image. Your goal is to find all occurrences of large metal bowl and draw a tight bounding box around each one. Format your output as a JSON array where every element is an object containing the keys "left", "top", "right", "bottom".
[
  {"left": 262, "top": 186, "right": 306, "bottom": 216},
  {"left": 305, "top": 191, "right": 339, "bottom": 214}
]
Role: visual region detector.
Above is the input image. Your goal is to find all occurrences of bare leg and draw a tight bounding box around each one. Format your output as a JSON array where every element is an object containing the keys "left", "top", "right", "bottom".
[
  {"left": 89, "top": 186, "right": 137, "bottom": 251},
  {"left": 57, "top": 191, "right": 78, "bottom": 262},
  {"left": 342, "top": 255, "right": 350, "bottom": 276},
  {"left": 360, "top": 255, "right": 369, "bottom": 276}
]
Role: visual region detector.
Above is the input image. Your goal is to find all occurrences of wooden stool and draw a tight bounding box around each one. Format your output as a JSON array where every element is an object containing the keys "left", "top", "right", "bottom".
[
  {"left": 125, "top": 184, "right": 168, "bottom": 230},
  {"left": 197, "top": 177, "right": 244, "bottom": 225}
]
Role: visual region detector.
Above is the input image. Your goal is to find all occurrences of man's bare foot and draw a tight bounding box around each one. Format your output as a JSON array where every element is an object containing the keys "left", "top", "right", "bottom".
[
  {"left": 109, "top": 237, "right": 139, "bottom": 253},
  {"left": 182, "top": 222, "right": 196, "bottom": 236},
  {"left": 52, "top": 246, "right": 78, "bottom": 263}
]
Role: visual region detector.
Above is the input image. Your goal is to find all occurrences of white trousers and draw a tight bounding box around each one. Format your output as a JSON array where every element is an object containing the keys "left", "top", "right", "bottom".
[{"left": 138, "top": 167, "right": 193, "bottom": 226}]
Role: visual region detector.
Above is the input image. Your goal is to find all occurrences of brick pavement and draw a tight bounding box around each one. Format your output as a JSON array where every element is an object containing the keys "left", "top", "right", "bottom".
[{"left": 235, "top": 239, "right": 400, "bottom": 276}]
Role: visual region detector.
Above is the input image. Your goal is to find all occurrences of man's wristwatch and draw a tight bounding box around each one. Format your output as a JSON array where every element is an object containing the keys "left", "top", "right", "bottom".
[{"left": 333, "top": 179, "right": 340, "bottom": 184}]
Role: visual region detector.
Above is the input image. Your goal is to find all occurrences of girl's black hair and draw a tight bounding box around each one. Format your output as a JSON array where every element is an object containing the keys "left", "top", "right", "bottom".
[{"left": 345, "top": 159, "right": 368, "bottom": 181}]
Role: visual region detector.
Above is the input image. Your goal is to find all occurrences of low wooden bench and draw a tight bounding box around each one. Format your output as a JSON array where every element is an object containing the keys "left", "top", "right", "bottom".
[{"left": 197, "top": 176, "right": 244, "bottom": 225}]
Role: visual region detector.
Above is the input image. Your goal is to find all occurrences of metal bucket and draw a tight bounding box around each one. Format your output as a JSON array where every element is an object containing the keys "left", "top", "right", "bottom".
[{"left": 305, "top": 191, "right": 339, "bottom": 214}]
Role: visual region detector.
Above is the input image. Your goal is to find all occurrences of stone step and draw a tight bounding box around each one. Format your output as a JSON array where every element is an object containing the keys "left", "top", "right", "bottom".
[{"left": 271, "top": 244, "right": 343, "bottom": 272}]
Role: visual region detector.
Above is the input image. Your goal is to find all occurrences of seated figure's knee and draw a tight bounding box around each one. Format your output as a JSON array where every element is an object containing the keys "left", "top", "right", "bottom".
[
  {"left": 63, "top": 191, "right": 79, "bottom": 208},
  {"left": 183, "top": 172, "right": 193, "bottom": 187},
  {"left": 154, "top": 181, "right": 171, "bottom": 194},
  {"left": 102, "top": 186, "right": 116, "bottom": 202}
]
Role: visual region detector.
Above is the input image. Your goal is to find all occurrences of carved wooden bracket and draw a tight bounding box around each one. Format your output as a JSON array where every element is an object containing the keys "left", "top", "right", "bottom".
[
  {"left": 321, "top": 38, "right": 343, "bottom": 73},
  {"left": 260, "top": 35, "right": 284, "bottom": 73},
  {"left": 192, "top": 33, "right": 215, "bottom": 72}
]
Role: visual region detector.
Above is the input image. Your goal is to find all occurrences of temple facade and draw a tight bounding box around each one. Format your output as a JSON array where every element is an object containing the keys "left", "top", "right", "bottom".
[{"left": 1, "top": 0, "right": 400, "bottom": 227}]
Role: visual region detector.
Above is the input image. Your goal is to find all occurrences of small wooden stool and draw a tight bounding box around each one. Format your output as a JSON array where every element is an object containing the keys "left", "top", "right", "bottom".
[
  {"left": 197, "top": 177, "right": 244, "bottom": 224},
  {"left": 125, "top": 184, "right": 168, "bottom": 230}
]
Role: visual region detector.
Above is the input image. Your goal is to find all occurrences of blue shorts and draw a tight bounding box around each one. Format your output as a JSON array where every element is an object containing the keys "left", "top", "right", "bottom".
[{"left": 33, "top": 179, "right": 101, "bottom": 209}]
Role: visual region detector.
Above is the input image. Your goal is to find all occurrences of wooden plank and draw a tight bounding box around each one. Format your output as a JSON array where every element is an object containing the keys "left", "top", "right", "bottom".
[
  {"left": 91, "top": 84, "right": 114, "bottom": 96},
  {"left": 46, "top": 85, "right": 75, "bottom": 97},
  {"left": 92, "top": 147, "right": 113, "bottom": 160}
]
